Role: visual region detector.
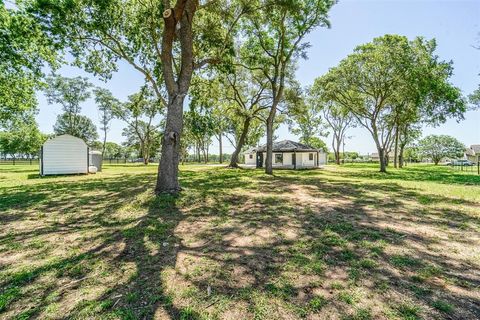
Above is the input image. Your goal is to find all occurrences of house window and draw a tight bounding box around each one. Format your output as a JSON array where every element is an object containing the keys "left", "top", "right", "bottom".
[
  {"left": 249, "top": 154, "right": 253, "bottom": 159},
  {"left": 309, "top": 153, "right": 314, "bottom": 161},
  {"left": 275, "top": 153, "right": 283, "bottom": 164}
]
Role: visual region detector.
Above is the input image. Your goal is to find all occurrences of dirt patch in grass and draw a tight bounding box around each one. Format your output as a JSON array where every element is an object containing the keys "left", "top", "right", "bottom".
[{"left": 0, "top": 164, "right": 479, "bottom": 319}]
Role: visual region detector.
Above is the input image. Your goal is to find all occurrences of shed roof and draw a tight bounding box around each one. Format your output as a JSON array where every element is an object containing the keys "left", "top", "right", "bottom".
[
  {"left": 43, "top": 134, "right": 87, "bottom": 147},
  {"left": 248, "top": 140, "right": 322, "bottom": 153}
]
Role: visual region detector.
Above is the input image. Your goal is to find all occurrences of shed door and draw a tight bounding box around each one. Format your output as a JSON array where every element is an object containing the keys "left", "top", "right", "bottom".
[{"left": 256, "top": 152, "right": 263, "bottom": 168}]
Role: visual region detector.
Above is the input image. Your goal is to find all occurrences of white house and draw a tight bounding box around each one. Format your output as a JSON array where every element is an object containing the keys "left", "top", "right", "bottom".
[
  {"left": 464, "top": 144, "right": 480, "bottom": 163},
  {"left": 40, "top": 134, "right": 89, "bottom": 176},
  {"left": 244, "top": 140, "right": 327, "bottom": 169}
]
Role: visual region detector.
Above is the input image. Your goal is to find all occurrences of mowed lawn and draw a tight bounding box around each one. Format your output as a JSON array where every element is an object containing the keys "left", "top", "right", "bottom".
[{"left": 0, "top": 164, "right": 479, "bottom": 320}]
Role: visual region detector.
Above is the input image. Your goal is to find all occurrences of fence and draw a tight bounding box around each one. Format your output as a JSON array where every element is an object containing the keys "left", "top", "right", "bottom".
[
  {"left": 0, "top": 158, "right": 154, "bottom": 165},
  {"left": 451, "top": 162, "right": 480, "bottom": 175},
  {"left": 0, "top": 159, "right": 40, "bottom": 165}
]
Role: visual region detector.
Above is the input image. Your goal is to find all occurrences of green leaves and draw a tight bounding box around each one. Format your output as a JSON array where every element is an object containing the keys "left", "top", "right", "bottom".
[
  {"left": 53, "top": 113, "right": 99, "bottom": 143},
  {"left": 418, "top": 135, "right": 465, "bottom": 165},
  {"left": 0, "top": 2, "right": 57, "bottom": 127}
]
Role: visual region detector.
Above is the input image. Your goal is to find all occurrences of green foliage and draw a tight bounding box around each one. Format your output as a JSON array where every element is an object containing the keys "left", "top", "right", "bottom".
[
  {"left": 0, "top": 120, "right": 47, "bottom": 157},
  {"left": 418, "top": 135, "right": 465, "bottom": 165},
  {"left": 45, "top": 75, "right": 98, "bottom": 143},
  {"left": 114, "top": 86, "right": 163, "bottom": 164},
  {"left": 45, "top": 75, "right": 92, "bottom": 115},
  {"left": 102, "top": 141, "right": 126, "bottom": 159},
  {"left": 0, "top": 3, "right": 57, "bottom": 126},
  {"left": 53, "top": 113, "right": 98, "bottom": 144},
  {"left": 239, "top": 0, "right": 336, "bottom": 172},
  {"left": 469, "top": 85, "right": 480, "bottom": 109},
  {"left": 285, "top": 84, "right": 328, "bottom": 150},
  {"left": 94, "top": 87, "right": 119, "bottom": 154},
  {"left": 317, "top": 34, "right": 466, "bottom": 172}
]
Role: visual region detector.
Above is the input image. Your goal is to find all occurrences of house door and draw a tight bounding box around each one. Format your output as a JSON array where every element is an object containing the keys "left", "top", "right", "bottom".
[{"left": 256, "top": 152, "right": 263, "bottom": 168}]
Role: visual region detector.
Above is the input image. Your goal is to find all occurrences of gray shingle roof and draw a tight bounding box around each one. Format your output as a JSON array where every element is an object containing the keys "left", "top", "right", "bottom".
[
  {"left": 470, "top": 145, "right": 480, "bottom": 154},
  {"left": 249, "top": 140, "right": 321, "bottom": 153}
]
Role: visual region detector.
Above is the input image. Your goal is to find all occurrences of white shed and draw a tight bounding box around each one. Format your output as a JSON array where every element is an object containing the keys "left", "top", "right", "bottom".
[{"left": 40, "top": 134, "right": 89, "bottom": 176}]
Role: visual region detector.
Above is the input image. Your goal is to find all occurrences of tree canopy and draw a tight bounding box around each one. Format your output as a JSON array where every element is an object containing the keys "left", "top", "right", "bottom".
[
  {"left": 418, "top": 135, "right": 465, "bottom": 165},
  {"left": 0, "top": 1, "right": 57, "bottom": 127},
  {"left": 239, "top": 0, "right": 335, "bottom": 174},
  {"left": 53, "top": 113, "right": 98, "bottom": 143},
  {"left": 317, "top": 34, "right": 466, "bottom": 172}
]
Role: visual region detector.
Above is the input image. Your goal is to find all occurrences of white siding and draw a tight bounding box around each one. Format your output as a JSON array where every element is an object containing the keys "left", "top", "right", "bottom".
[
  {"left": 283, "top": 153, "right": 292, "bottom": 165},
  {"left": 42, "top": 135, "right": 88, "bottom": 175},
  {"left": 245, "top": 152, "right": 256, "bottom": 165},
  {"left": 319, "top": 152, "right": 327, "bottom": 165}
]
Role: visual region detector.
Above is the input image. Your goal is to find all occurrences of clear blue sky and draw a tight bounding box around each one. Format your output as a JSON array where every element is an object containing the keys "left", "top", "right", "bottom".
[{"left": 36, "top": 0, "right": 480, "bottom": 155}]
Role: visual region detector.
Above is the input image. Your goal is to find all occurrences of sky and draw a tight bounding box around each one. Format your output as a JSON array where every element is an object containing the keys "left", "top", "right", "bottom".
[{"left": 35, "top": 0, "right": 480, "bottom": 155}]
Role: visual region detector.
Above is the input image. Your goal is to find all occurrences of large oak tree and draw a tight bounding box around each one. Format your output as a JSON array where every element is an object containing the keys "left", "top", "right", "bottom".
[{"left": 29, "top": 0, "right": 242, "bottom": 193}]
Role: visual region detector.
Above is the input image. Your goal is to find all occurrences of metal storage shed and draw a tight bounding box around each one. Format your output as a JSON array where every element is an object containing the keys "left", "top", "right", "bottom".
[
  {"left": 89, "top": 150, "right": 103, "bottom": 172},
  {"left": 40, "top": 134, "right": 89, "bottom": 176}
]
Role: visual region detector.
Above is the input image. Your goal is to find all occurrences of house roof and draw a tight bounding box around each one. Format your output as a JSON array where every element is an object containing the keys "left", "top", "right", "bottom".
[
  {"left": 470, "top": 145, "right": 480, "bottom": 154},
  {"left": 247, "top": 140, "right": 322, "bottom": 153},
  {"left": 465, "top": 148, "right": 476, "bottom": 156}
]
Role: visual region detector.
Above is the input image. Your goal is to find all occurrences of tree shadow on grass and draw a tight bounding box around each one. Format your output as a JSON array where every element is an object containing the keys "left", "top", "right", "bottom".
[
  {"left": 330, "top": 164, "right": 480, "bottom": 186},
  {"left": 1, "top": 167, "right": 479, "bottom": 319}
]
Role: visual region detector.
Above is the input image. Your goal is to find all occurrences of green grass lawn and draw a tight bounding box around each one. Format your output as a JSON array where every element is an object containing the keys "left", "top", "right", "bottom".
[{"left": 0, "top": 163, "right": 479, "bottom": 320}]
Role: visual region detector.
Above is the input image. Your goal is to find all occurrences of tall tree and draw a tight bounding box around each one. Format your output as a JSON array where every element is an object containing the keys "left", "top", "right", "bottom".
[
  {"left": 323, "top": 102, "right": 353, "bottom": 165},
  {"left": 241, "top": 0, "right": 335, "bottom": 174},
  {"left": 310, "top": 79, "right": 353, "bottom": 164},
  {"left": 29, "top": 0, "right": 243, "bottom": 193},
  {"left": 397, "top": 124, "right": 421, "bottom": 168},
  {"left": 318, "top": 35, "right": 466, "bottom": 172},
  {"left": 418, "top": 135, "right": 465, "bottom": 165},
  {"left": 183, "top": 109, "right": 215, "bottom": 163},
  {"left": 285, "top": 85, "right": 327, "bottom": 148},
  {"left": 45, "top": 75, "right": 93, "bottom": 134},
  {"left": 122, "top": 122, "right": 162, "bottom": 163},
  {"left": 112, "top": 87, "right": 163, "bottom": 165},
  {"left": 221, "top": 67, "right": 270, "bottom": 167},
  {"left": 188, "top": 77, "right": 230, "bottom": 164},
  {"left": 94, "top": 88, "right": 120, "bottom": 157},
  {"left": 53, "top": 113, "right": 99, "bottom": 143}
]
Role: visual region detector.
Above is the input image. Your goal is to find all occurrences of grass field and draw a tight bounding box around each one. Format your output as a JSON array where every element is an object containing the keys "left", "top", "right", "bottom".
[{"left": 0, "top": 163, "right": 479, "bottom": 320}]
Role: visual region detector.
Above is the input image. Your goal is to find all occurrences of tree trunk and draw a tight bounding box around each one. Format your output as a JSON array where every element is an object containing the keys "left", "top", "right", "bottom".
[
  {"left": 140, "top": 141, "right": 149, "bottom": 165},
  {"left": 155, "top": 95, "right": 185, "bottom": 194},
  {"left": 393, "top": 126, "right": 399, "bottom": 168},
  {"left": 156, "top": 1, "right": 196, "bottom": 194},
  {"left": 102, "top": 129, "right": 107, "bottom": 158},
  {"left": 265, "top": 117, "right": 274, "bottom": 175},
  {"left": 229, "top": 117, "right": 251, "bottom": 168},
  {"left": 218, "top": 133, "right": 223, "bottom": 163},
  {"left": 205, "top": 143, "right": 209, "bottom": 163},
  {"left": 378, "top": 148, "right": 386, "bottom": 173},
  {"left": 399, "top": 144, "right": 405, "bottom": 168},
  {"left": 332, "top": 134, "right": 341, "bottom": 165},
  {"left": 371, "top": 130, "right": 387, "bottom": 173},
  {"left": 144, "top": 145, "right": 149, "bottom": 165}
]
